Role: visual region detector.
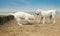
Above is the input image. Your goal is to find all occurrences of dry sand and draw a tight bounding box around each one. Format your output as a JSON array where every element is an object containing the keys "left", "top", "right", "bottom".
[{"left": 0, "top": 16, "right": 60, "bottom": 36}]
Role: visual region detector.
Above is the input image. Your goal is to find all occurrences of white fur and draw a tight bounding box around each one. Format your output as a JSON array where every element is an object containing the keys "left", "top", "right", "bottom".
[
  {"left": 35, "top": 9, "right": 56, "bottom": 24},
  {"left": 9, "top": 11, "right": 35, "bottom": 26}
]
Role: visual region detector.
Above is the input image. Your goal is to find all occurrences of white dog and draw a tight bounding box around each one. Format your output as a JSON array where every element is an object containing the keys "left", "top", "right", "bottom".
[
  {"left": 35, "top": 9, "right": 56, "bottom": 24},
  {"left": 9, "top": 11, "right": 35, "bottom": 26}
]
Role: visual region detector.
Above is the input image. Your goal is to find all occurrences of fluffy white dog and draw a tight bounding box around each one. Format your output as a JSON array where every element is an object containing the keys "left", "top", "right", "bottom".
[
  {"left": 9, "top": 11, "right": 35, "bottom": 26},
  {"left": 35, "top": 9, "right": 56, "bottom": 24}
]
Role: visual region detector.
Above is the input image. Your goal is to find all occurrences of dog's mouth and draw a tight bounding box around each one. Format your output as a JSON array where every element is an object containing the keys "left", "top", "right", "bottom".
[
  {"left": 35, "top": 13, "right": 39, "bottom": 15},
  {"left": 36, "top": 13, "right": 39, "bottom": 15}
]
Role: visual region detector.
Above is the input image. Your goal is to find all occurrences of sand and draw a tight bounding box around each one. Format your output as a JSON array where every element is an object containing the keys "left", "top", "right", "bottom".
[{"left": 0, "top": 16, "right": 60, "bottom": 36}]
